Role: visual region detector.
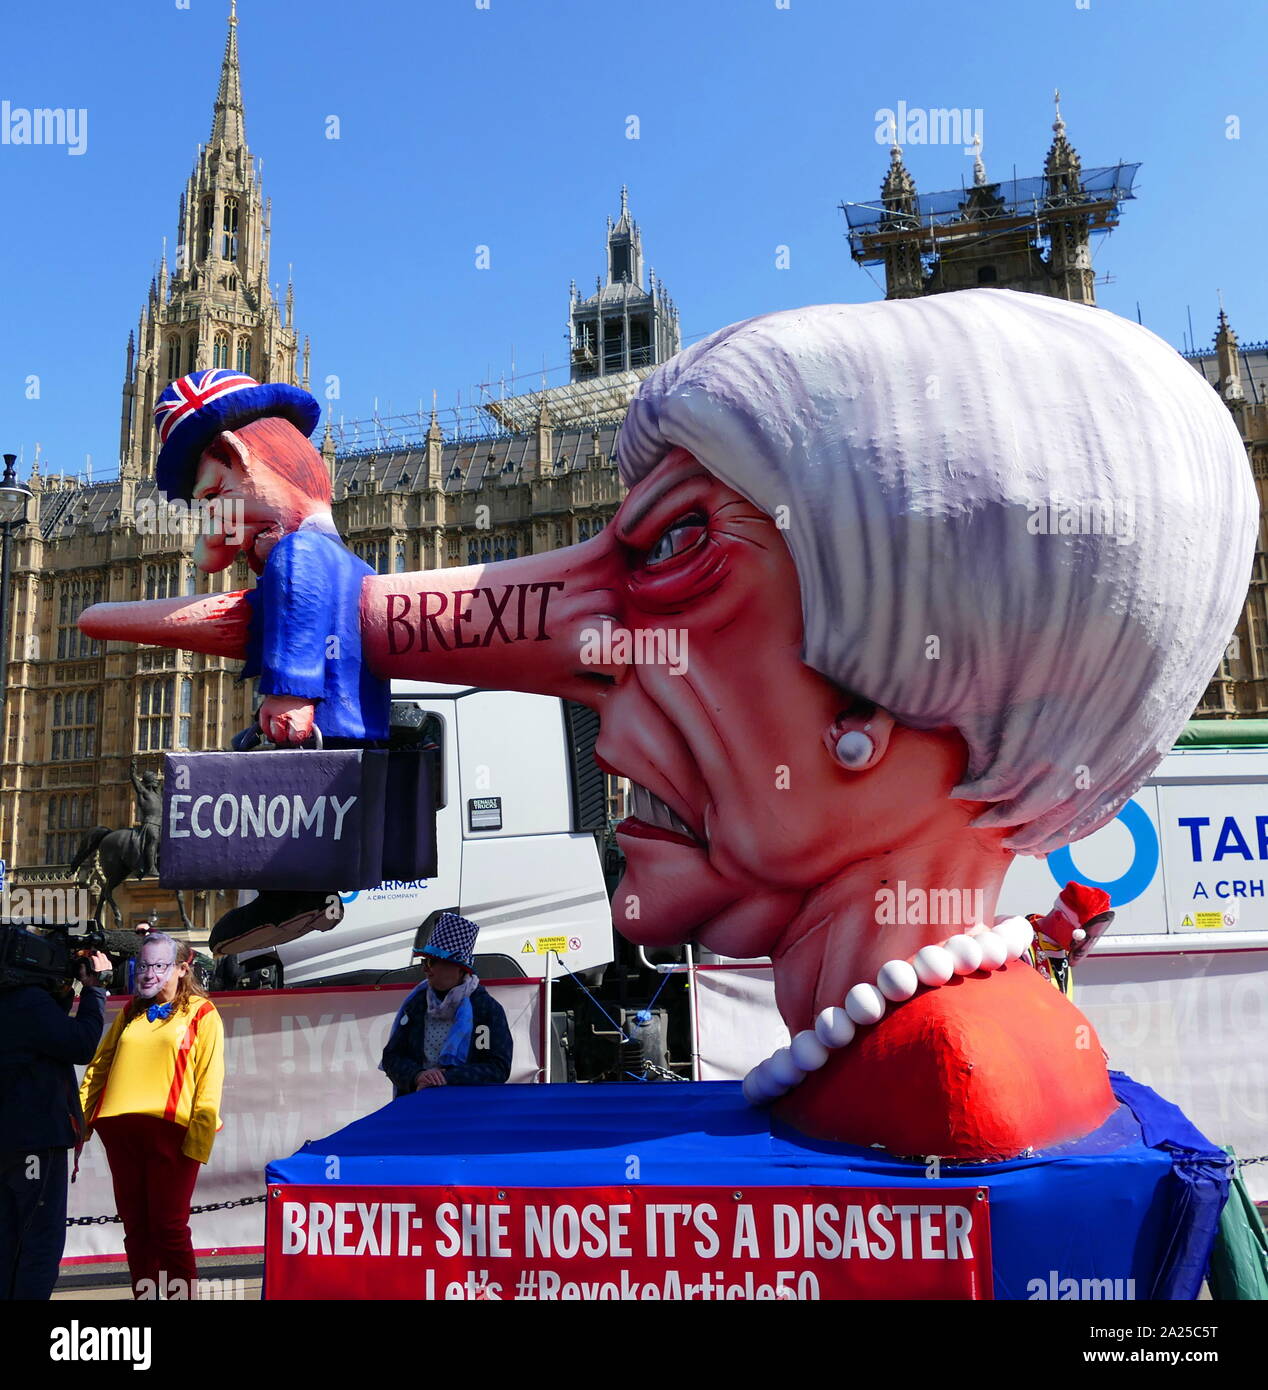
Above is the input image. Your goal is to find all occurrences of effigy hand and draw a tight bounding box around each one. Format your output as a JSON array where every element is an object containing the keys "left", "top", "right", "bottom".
[{"left": 259, "top": 694, "right": 317, "bottom": 745}]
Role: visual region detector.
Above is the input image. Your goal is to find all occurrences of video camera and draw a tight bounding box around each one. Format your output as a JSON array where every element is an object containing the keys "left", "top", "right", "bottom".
[{"left": 0, "top": 918, "right": 110, "bottom": 991}]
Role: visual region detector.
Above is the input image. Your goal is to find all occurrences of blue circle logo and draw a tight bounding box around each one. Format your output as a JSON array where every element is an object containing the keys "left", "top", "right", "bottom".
[{"left": 1046, "top": 798, "right": 1159, "bottom": 906}]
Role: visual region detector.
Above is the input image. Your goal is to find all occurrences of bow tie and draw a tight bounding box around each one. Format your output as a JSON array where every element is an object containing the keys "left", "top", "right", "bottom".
[{"left": 146, "top": 1002, "right": 174, "bottom": 1023}]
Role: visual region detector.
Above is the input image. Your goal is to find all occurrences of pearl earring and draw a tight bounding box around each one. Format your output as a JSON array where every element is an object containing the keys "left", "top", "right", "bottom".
[{"left": 834, "top": 729, "right": 874, "bottom": 769}]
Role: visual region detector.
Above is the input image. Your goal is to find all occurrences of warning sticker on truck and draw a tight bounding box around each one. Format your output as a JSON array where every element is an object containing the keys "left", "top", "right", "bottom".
[{"left": 521, "top": 936, "right": 569, "bottom": 954}]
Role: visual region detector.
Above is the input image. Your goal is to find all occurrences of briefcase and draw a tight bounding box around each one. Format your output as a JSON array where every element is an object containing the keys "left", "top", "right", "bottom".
[
  {"left": 381, "top": 749, "right": 439, "bottom": 881},
  {"left": 159, "top": 734, "right": 388, "bottom": 892}
]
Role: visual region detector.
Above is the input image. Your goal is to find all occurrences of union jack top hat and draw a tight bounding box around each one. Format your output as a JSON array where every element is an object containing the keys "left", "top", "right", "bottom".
[{"left": 153, "top": 369, "right": 321, "bottom": 502}]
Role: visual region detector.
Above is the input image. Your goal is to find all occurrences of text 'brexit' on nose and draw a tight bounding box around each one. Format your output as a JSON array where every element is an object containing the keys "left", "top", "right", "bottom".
[{"left": 381, "top": 582, "right": 565, "bottom": 654}]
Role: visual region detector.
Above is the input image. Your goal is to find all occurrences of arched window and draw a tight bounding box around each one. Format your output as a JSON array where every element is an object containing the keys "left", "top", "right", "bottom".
[
  {"left": 178, "top": 677, "right": 192, "bottom": 749},
  {"left": 213, "top": 332, "right": 230, "bottom": 369},
  {"left": 138, "top": 677, "right": 175, "bottom": 752},
  {"left": 200, "top": 197, "right": 215, "bottom": 259},
  {"left": 395, "top": 542, "right": 406, "bottom": 572},
  {"left": 227, "top": 274, "right": 237, "bottom": 292},
  {"left": 222, "top": 197, "right": 239, "bottom": 261},
  {"left": 167, "top": 337, "right": 181, "bottom": 379},
  {"left": 75, "top": 691, "right": 85, "bottom": 723},
  {"left": 53, "top": 693, "right": 62, "bottom": 725},
  {"left": 186, "top": 335, "right": 199, "bottom": 374},
  {"left": 236, "top": 337, "right": 251, "bottom": 374}
]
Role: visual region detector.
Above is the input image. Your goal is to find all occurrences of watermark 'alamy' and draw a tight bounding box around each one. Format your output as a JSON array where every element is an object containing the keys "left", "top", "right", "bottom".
[
  {"left": 579, "top": 620, "right": 688, "bottom": 676},
  {"left": 874, "top": 101, "right": 982, "bottom": 155},
  {"left": 133, "top": 495, "right": 244, "bottom": 545},
  {"left": 2, "top": 886, "right": 93, "bottom": 924},
  {"left": 874, "top": 882, "right": 984, "bottom": 927},
  {"left": 1, "top": 101, "right": 88, "bottom": 156},
  {"left": 1027, "top": 1270, "right": 1136, "bottom": 1300},
  {"left": 1026, "top": 494, "right": 1135, "bottom": 546}
]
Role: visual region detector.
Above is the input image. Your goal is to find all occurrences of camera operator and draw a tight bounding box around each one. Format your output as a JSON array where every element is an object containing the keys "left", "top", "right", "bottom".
[{"left": 0, "top": 948, "right": 110, "bottom": 1300}]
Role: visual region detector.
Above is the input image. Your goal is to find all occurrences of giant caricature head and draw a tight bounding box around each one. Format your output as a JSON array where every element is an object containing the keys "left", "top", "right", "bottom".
[
  {"left": 188, "top": 416, "right": 334, "bottom": 576},
  {"left": 359, "top": 290, "right": 1256, "bottom": 1154},
  {"left": 368, "top": 289, "right": 1253, "bottom": 974},
  {"left": 84, "top": 290, "right": 1258, "bottom": 1157}
]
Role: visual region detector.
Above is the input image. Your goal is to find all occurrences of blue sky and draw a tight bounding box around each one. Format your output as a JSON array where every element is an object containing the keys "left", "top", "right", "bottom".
[{"left": 2, "top": 0, "right": 1265, "bottom": 479}]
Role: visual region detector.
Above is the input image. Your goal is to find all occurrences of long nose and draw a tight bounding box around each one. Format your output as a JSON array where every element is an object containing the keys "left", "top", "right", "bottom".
[{"left": 360, "top": 534, "right": 622, "bottom": 706}]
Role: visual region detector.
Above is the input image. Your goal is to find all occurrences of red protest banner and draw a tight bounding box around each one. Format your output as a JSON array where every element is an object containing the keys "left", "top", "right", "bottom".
[{"left": 264, "top": 1185, "right": 992, "bottom": 1300}]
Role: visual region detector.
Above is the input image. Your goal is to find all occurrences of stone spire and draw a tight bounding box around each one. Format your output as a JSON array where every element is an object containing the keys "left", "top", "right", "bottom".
[
  {"left": 1215, "top": 293, "right": 1245, "bottom": 404},
  {"left": 881, "top": 144, "right": 917, "bottom": 214},
  {"left": 211, "top": 1, "right": 246, "bottom": 149},
  {"left": 117, "top": 0, "right": 301, "bottom": 479},
  {"left": 878, "top": 145, "right": 924, "bottom": 299},
  {"left": 971, "top": 133, "right": 987, "bottom": 188},
  {"left": 1044, "top": 88, "right": 1082, "bottom": 201},
  {"left": 425, "top": 397, "right": 445, "bottom": 488}
]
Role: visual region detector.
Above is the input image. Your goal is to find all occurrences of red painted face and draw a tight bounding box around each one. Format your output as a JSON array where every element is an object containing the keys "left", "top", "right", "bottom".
[
  {"left": 190, "top": 431, "right": 324, "bottom": 575},
  {"left": 592, "top": 450, "right": 970, "bottom": 961},
  {"left": 364, "top": 447, "right": 976, "bottom": 967}
]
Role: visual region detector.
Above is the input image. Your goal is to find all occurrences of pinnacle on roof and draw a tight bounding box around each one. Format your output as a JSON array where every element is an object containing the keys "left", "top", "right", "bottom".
[
  {"left": 971, "top": 133, "right": 987, "bottom": 188},
  {"left": 1216, "top": 288, "right": 1232, "bottom": 336},
  {"left": 1044, "top": 87, "right": 1081, "bottom": 180},
  {"left": 210, "top": 0, "right": 246, "bottom": 149},
  {"left": 881, "top": 144, "right": 917, "bottom": 210}
]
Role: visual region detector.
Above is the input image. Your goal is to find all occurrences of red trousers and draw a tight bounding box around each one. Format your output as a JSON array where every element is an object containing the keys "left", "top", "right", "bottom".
[{"left": 95, "top": 1114, "right": 202, "bottom": 1300}]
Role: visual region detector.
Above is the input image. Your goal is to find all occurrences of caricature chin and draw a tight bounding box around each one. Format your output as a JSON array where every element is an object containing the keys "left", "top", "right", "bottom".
[
  {"left": 136, "top": 981, "right": 162, "bottom": 1000},
  {"left": 615, "top": 829, "right": 789, "bottom": 957}
]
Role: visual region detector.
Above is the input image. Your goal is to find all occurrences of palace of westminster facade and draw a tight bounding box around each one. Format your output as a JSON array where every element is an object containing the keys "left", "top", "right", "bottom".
[{"left": 3, "top": 11, "right": 1265, "bottom": 932}]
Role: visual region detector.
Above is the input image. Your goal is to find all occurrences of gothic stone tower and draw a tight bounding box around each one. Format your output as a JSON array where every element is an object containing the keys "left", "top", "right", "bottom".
[
  {"left": 846, "top": 95, "right": 1136, "bottom": 304},
  {"left": 118, "top": 1, "right": 304, "bottom": 482},
  {"left": 568, "top": 188, "right": 681, "bottom": 381}
]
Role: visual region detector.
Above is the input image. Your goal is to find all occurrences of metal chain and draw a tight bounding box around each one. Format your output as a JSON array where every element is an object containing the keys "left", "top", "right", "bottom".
[
  {"left": 66, "top": 1193, "right": 267, "bottom": 1227},
  {"left": 65, "top": 1157, "right": 1268, "bottom": 1226}
]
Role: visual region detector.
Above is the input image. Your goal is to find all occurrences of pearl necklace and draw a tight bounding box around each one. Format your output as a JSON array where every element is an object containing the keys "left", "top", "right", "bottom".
[{"left": 741, "top": 917, "right": 1036, "bottom": 1107}]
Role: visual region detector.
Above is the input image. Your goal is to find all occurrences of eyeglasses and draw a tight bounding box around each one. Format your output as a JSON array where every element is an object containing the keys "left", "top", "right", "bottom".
[{"left": 136, "top": 960, "right": 176, "bottom": 977}]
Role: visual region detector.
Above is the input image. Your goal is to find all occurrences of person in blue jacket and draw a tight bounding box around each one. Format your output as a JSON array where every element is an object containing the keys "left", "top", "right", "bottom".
[
  {"left": 0, "top": 949, "right": 109, "bottom": 1299},
  {"left": 380, "top": 914, "right": 513, "bottom": 1095}
]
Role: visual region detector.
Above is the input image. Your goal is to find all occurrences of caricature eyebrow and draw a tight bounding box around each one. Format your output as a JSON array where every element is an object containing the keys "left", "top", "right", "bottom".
[{"left": 618, "top": 458, "right": 707, "bottom": 538}]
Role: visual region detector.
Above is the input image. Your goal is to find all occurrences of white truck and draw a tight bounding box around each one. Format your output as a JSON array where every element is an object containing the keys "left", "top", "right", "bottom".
[
  {"left": 234, "top": 682, "right": 614, "bottom": 989},
  {"left": 998, "top": 725, "right": 1268, "bottom": 949}
]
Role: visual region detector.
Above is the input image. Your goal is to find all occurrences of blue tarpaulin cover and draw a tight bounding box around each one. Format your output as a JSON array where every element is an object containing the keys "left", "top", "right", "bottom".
[{"left": 267, "top": 1071, "right": 1227, "bottom": 1300}]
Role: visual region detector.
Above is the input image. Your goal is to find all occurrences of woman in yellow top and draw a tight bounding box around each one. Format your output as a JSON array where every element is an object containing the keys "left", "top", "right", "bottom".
[{"left": 79, "top": 931, "right": 224, "bottom": 1300}]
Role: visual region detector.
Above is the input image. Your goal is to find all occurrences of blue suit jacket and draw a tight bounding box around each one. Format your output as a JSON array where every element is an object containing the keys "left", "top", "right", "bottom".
[{"left": 241, "top": 525, "right": 390, "bottom": 741}]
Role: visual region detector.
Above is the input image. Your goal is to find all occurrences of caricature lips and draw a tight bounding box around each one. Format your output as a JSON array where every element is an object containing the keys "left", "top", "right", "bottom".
[{"left": 618, "top": 780, "right": 704, "bottom": 849}]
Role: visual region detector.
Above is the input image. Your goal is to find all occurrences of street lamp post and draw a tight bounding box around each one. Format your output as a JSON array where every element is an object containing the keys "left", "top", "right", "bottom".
[{"left": 0, "top": 454, "right": 33, "bottom": 761}]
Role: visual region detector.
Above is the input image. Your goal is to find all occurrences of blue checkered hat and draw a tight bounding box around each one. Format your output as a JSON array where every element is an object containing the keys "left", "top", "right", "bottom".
[{"left": 420, "top": 913, "right": 479, "bottom": 970}]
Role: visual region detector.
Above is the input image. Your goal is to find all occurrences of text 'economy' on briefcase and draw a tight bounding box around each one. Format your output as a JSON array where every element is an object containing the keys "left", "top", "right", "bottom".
[{"left": 159, "top": 742, "right": 388, "bottom": 892}]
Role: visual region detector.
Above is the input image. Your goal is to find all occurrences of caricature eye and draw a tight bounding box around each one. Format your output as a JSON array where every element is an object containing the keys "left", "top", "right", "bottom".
[{"left": 645, "top": 512, "right": 707, "bottom": 567}]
